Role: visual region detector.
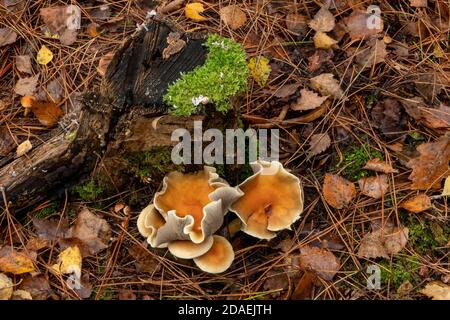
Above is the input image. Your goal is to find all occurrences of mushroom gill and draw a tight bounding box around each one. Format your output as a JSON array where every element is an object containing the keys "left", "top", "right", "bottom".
[{"left": 230, "top": 160, "right": 304, "bottom": 240}]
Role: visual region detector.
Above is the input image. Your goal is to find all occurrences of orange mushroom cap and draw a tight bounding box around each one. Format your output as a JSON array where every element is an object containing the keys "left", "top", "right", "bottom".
[
  {"left": 230, "top": 160, "right": 304, "bottom": 240},
  {"left": 193, "top": 235, "right": 234, "bottom": 274},
  {"left": 168, "top": 236, "right": 214, "bottom": 259}
]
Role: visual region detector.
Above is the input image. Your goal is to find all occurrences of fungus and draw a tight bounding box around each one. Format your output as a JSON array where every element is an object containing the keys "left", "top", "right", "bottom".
[
  {"left": 193, "top": 235, "right": 234, "bottom": 274},
  {"left": 230, "top": 160, "right": 304, "bottom": 240},
  {"left": 136, "top": 204, "right": 167, "bottom": 248},
  {"left": 168, "top": 236, "right": 214, "bottom": 259}
]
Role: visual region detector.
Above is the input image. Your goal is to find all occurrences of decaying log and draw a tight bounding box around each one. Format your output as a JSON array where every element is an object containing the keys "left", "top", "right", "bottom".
[{"left": 0, "top": 18, "right": 208, "bottom": 211}]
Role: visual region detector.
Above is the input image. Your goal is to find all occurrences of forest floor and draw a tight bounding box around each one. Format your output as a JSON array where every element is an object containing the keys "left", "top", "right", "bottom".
[{"left": 0, "top": 0, "right": 449, "bottom": 300}]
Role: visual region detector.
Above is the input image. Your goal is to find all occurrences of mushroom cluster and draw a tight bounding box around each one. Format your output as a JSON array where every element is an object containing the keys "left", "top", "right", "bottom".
[
  {"left": 137, "top": 167, "right": 240, "bottom": 273},
  {"left": 137, "top": 161, "right": 304, "bottom": 274}
]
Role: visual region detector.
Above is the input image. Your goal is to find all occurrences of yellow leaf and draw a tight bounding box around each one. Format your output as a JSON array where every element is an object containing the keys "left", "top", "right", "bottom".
[
  {"left": 0, "top": 247, "right": 35, "bottom": 275},
  {"left": 421, "top": 281, "right": 450, "bottom": 300},
  {"left": 248, "top": 56, "right": 271, "bottom": 88},
  {"left": 442, "top": 176, "right": 450, "bottom": 196},
  {"left": 36, "top": 45, "right": 53, "bottom": 65},
  {"left": 51, "top": 246, "right": 82, "bottom": 278},
  {"left": 185, "top": 3, "right": 207, "bottom": 22},
  {"left": 313, "top": 31, "right": 337, "bottom": 49},
  {"left": 16, "top": 140, "right": 32, "bottom": 158},
  {"left": 0, "top": 273, "right": 13, "bottom": 300}
]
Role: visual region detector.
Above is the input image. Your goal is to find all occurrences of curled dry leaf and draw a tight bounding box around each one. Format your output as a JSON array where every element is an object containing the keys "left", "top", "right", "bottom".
[
  {"left": 0, "top": 246, "right": 35, "bottom": 275},
  {"left": 310, "top": 73, "right": 343, "bottom": 99},
  {"left": 313, "top": 31, "right": 338, "bottom": 49},
  {"left": 299, "top": 245, "right": 340, "bottom": 281},
  {"left": 421, "top": 281, "right": 450, "bottom": 300},
  {"left": 273, "top": 83, "right": 300, "bottom": 98},
  {"left": 285, "top": 13, "right": 308, "bottom": 35},
  {"left": 15, "top": 55, "right": 32, "bottom": 74},
  {"left": 407, "top": 135, "right": 450, "bottom": 190},
  {"left": 358, "top": 174, "right": 389, "bottom": 199},
  {"left": 308, "top": 7, "right": 335, "bottom": 32},
  {"left": 363, "top": 158, "right": 398, "bottom": 174},
  {"left": 0, "top": 28, "right": 17, "bottom": 47},
  {"left": 0, "top": 273, "right": 13, "bottom": 300},
  {"left": 358, "top": 225, "right": 409, "bottom": 258},
  {"left": 71, "top": 208, "right": 111, "bottom": 256},
  {"left": 400, "top": 194, "right": 432, "bottom": 213},
  {"left": 323, "top": 173, "right": 357, "bottom": 209},
  {"left": 14, "top": 75, "right": 39, "bottom": 96},
  {"left": 343, "top": 9, "right": 384, "bottom": 40},
  {"left": 220, "top": 5, "right": 247, "bottom": 30},
  {"left": 292, "top": 89, "right": 328, "bottom": 111},
  {"left": 308, "top": 133, "right": 331, "bottom": 157},
  {"left": 16, "top": 140, "right": 32, "bottom": 158},
  {"left": 97, "top": 52, "right": 115, "bottom": 77},
  {"left": 402, "top": 98, "right": 450, "bottom": 130},
  {"left": 185, "top": 2, "right": 207, "bottom": 22}
]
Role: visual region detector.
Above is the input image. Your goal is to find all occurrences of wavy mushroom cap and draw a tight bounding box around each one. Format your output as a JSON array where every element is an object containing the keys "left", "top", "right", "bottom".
[
  {"left": 153, "top": 167, "right": 241, "bottom": 244},
  {"left": 137, "top": 204, "right": 167, "bottom": 248},
  {"left": 168, "top": 236, "right": 214, "bottom": 259},
  {"left": 230, "top": 161, "right": 304, "bottom": 240},
  {"left": 193, "top": 235, "right": 234, "bottom": 274}
]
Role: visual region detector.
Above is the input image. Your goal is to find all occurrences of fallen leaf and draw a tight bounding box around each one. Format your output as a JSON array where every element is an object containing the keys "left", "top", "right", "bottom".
[
  {"left": 248, "top": 56, "right": 271, "bottom": 88},
  {"left": 33, "top": 217, "right": 70, "bottom": 241},
  {"left": 15, "top": 55, "right": 32, "bottom": 74},
  {"left": 162, "top": 32, "right": 186, "bottom": 60},
  {"left": 308, "top": 133, "right": 331, "bottom": 156},
  {"left": 358, "top": 225, "right": 409, "bottom": 258},
  {"left": 86, "top": 23, "right": 100, "bottom": 37},
  {"left": 410, "top": 0, "right": 428, "bottom": 8},
  {"left": 47, "top": 78, "right": 64, "bottom": 102},
  {"left": 36, "top": 45, "right": 53, "bottom": 65},
  {"left": 128, "top": 243, "right": 161, "bottom": 274},
  {"left": 0, "top": 28, "right": 17, "bottom": 47},
  {"left": 285, "top": 13, "right": 308, "bottom": 35},
  {"left": 407, "top": 135, "right": 450, "bottom": 190},
  {"left": 363, "top": 158, "right": 398, "bottom": 174},
  {"left": 30, "top": 100, "right": 64, "bottom": 127},
  {"left": 358, "top": 174, "right": 389, "bottom": 199},
  {"left": 308, "top": 7, "right": 335, "bottom": 32},
  {"left": 0, "top": 126, "right": 16, "bottom": 157},
  {"left": 0, "top": 273, "right": 13, "bottom": 300},
  {"left": 291, "top": 271, "right": 316, "bottom": 300},
  {"left": 51, "top": 246, "right": 82, "bottom": 279},
  {"left": 299, "top": 245, "right": 340, "bottom": 281},
  {"left": 402, "top": 98, "right": 450, "bottom": 129},
  {"left": 354, "top": 38, "right": 387, "bottom": 69},
  {"left": 442, "top": 176, "right": 450, "bottom": 196},
  {"left": 400, "top": 194, "right": 432, "bottom": 213},
  {"left": 421, "top": 281, "right": 450, "bottom": 300},
  {"left": 40, "top": 5, "right": 81, "bottom": 45},
  {"left": 343, "top": 9, "right": 384, "bottom": 40},
  {"left": 273, "top": 83, "right": 300, "bottom": 98},
  {"left": 0, "top": 246, "right": 35, "bottom": 275},
  {"left": 118, "top": 289, "right": 137, "bottom": 300},
  {"left": 16, "top": 140, "right": 32, "bottom": 158},
  {"left": 26, "top": 238, "right": 50, "bottom": 251},
  {"left": 310, "top": 73, "right": 343, "bottom": 99},
  {"left": 292, "top": 89, "right": 328, "bottom": 111},
  {"left": 323, "top": 173, "right": 357, "bottom": 209},
  {"left": 414, "top": 73, "right": 445, "bottom": 102},
  {"left": 97, "top": 51, "right": 115, "bottom": 77},
  {"left": 185, "top": 2, "right": 207, "bottom": 22},
  {"left": 14, "top": 75, "right": 39, "bottom": 96},
  {"left": 308, "top": 49, "right": 334, "bottom": 73},
  {"left": 371, "top": 98, "right": 406, "bottom": 139},
  {"left": 71, "top": 208, "right": 111, "bottom": 256},
  {"left": 11, "top": 290, "right": 32, "bottom": 300},
  {"left": 19, "top": 275, "right": 53, "bottom": 300},
  {"left": 313, "top": 31, "right": 338, "bottom": 49},
  {"left": 219, "top": 5, "right": 247, "bottom": 30}
]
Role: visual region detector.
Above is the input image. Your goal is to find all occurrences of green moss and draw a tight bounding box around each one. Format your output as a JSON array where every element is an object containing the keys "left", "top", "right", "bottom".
[
  {"left": 403, "top": 214, "right": 450, "bottom": 253},
  {"left": 333, "top": 143, "right": 384, "bottom": 180},
  {"left": 34, "top": 201, "right": 58, "bottom": 219},
  {"left": 164, "top": 34, "right": 248, "bottom": 116},
  {"left": 378, "top": 255, "right": 420, "bottom": 288},
  {"left": 74, "top": 178, "right": 104, "bottom": 202}
]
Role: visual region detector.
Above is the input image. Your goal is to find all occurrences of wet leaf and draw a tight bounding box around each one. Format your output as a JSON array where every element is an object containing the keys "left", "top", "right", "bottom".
[
  {"left": 313, "top": 31, "right": 338, "bottom": 49},
  {"left": 400, "top": 194, "right": 432, "bottom": 213},
  {"left": 219, "top": 5, "right": 247, "bottom": 30},
  {"left": 19, "top": 275, "right": 53, "bottom": 300},
  {"left": 308, "top": 133, "right": 331, "bottom": 156},
  {"left": 14, "top": 75, "right": 39, "bottom": 96},
  {"left": 185, "top": 3, "right": 207, "bottom": 22},
  {"left": 71, "top": 208, "right": 111, "bottom": 256},
  {"left": 421, "top": 281, "right": 450, "bottom": 300},
  {"left": 285, "top": 13, "right": 308, "bottom": 35},
  {"left": 299, "top": 245, "right": 340, "bottom": 281},
  {"left": 407, "top": 136, "right": 450, "bottom": 190},
  {"left": 358, "top": 174, "right": 389, "bottom": 199},
  {"left": 33, "top": 217, "right": 70, "bottom": 241},
  {"left": 358, "top": 225, "right": 409, "bottom": 258},
  {"left": 308, "top": 7, "right": 335, "bottom": 32},
  {"left": 343, "top": 9, "right": 384, "bottom": 40},
  {"left": 292, "top": 88, "right": 329, "bottom": 111},
  {"left": 15, "top": 55, "right": 32, "bottom": 74},
  {"left": 248, "top": 56, "right": 271, "bottom": 88},
  {"left": 323, "top": 173, "right": 357, "bottom": 209},
  {"left": 0, "top": 246, "right": 35, "bottom": 275},
  {"left": 310, "top": 73, "right": 343, "bottom": 99},
  {"left": 0, "top": 28, "right": 17, "bottom": 47},
  {"left": 16, "top": 140, "right": 32, "bottom": 158},
  {"left": 0, "top": 273, "right": 13, "bottom": 300},
  {"left": 36, "top": 45, "right": 53, "bottom": 65},
  {"left": 363, "top": 158, "right": 398, "bottom": 174}
]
